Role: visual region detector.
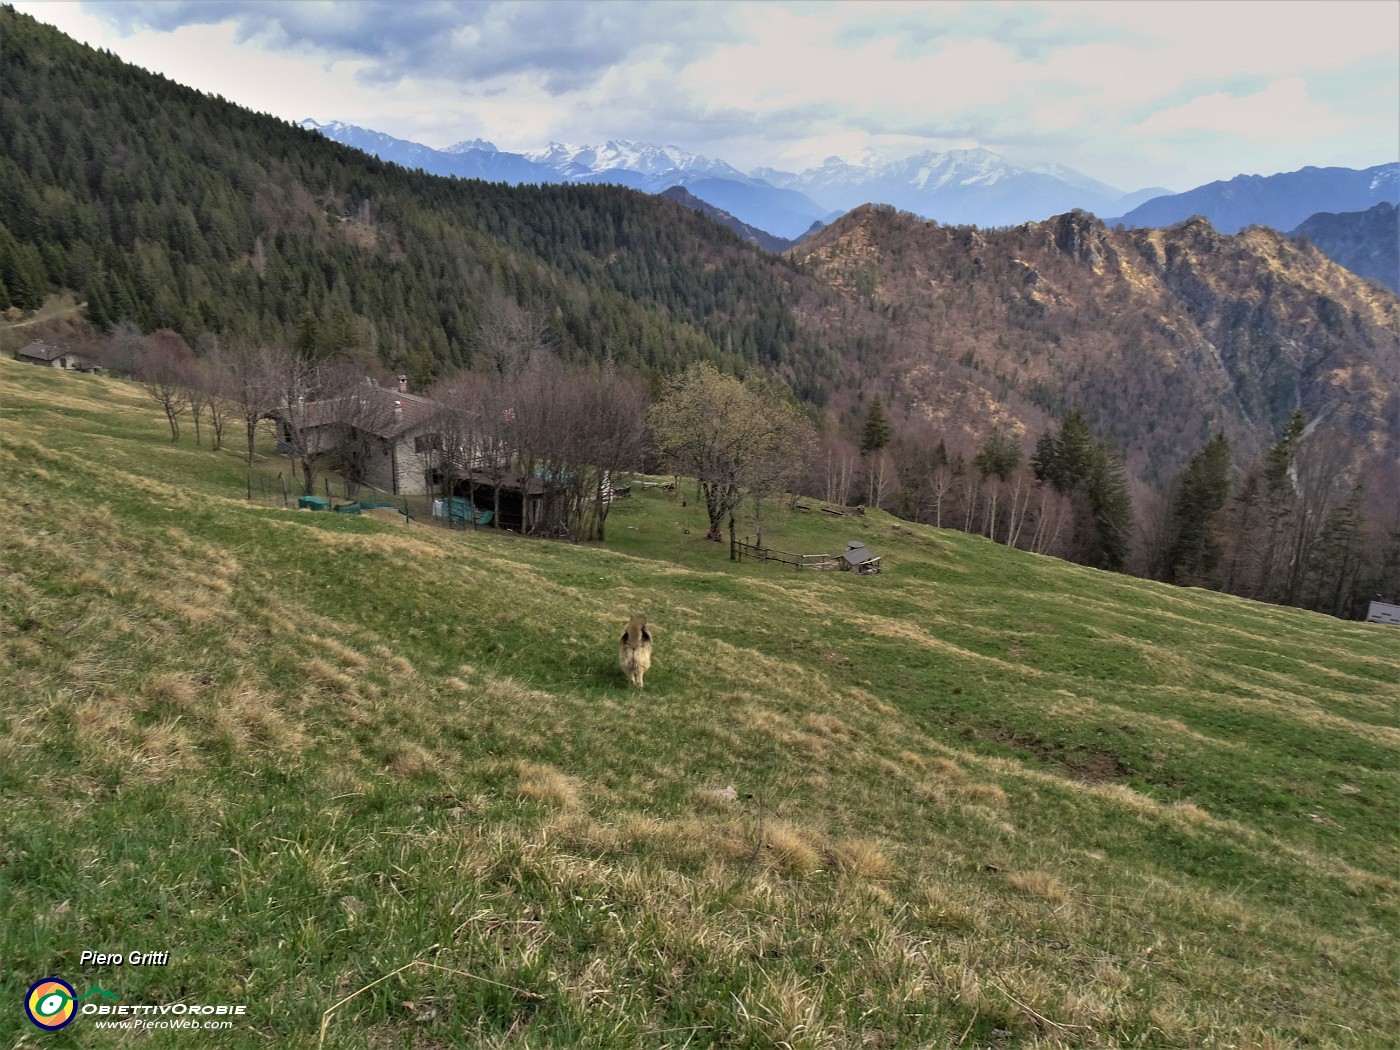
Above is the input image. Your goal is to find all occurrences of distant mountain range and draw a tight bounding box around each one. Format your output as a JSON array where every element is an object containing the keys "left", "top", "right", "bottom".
[
  {"left": 299, "top": 120, "right": 1400, "bottom": 250},
  {"left": 754, "top": 149, "right": 1170, "bottom": 228},
  {"left": 300, "top": 120, "right": 1162, "bottom": 237},
  {"left": 1111, "top": 164, "right": 1399, "bottom": 234},
  {"left": 793, "top": 205, "right": 1400, "bottom": 489},
  {"left": 1291, "top": 202, "right": 1399, "bottom": 293},
  {"left": 301, "top": 120, "right": 832, "bottom": 239}
]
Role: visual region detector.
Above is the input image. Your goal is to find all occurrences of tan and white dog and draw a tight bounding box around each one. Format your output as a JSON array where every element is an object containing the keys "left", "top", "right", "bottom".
[{"left": 618, "top": 614, "right": 652, "bottom": 689}]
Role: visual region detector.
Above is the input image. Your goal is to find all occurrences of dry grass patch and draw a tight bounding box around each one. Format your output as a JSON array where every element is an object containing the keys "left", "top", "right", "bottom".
[
  {"left": 304, "top": 657, "right": 358, "bottom": 698},
  {"left": 142, "top": 672, "right": 197, "bottom": 714},
  {"left": 1007, "top": 870, "right": 1071, "bottom": 904},
  {"left": 131, "top": 721, "right": 202, "bottom": 781},
  {"left": 383, "top": 742, "right": 435, "bottom": 779},
  {"left": 517, "top": 761, "right": 585, "bottom": 810},
  {"left": 802, "top": 712, "right": 856, "bottom": 739},
  {"left": 896, "top": 749, "right": 926, "bottom": 770},
  {"left": 761, "top": 821, "right": 824, "bottom": 877},
  {"left": 211, "top": 681, "right": 308, "bottom": 755},
  {"left": 824, "top": 838, "right": 894, "bottom": 880},
  {"left": 73, "top": 696, "right": 137, "bottom": 743},
  {"left": 695, "top": 785, "right": 740, "bottom": 809},
  {"left": 1166, "top": 800, "right": 1215, "bottom": 827},
  {"left": 914, "top": 883, "right": 989, "bottom": 933},
  {"left": 859, "top": 613, "right": 1039, "bottom": 676},
  {"left": 963, "top": 781, "right": 1011, "bottom": 808},
  {"left": 149, "top": 582, "right": 234, "bottom": 627},
  {"left": 307, "top": 633, "right": 370, "bottom": 671}
]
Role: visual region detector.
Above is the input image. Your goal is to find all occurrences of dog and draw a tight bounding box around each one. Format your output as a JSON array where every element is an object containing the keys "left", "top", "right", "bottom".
[{"left": 618, "top": 614, "right": 652, "bottom": 689}]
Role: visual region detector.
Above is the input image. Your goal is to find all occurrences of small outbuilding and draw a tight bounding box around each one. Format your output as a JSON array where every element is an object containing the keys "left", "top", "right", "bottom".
[
  {"left": 16, "top": 340, "right": 94, "bottom": 372},
  {"left": 840, "top": 541, "right": 882, "bottom": 574},
  {"left": 1366, "top": 601, "right": 1400, "bottom": 626}
]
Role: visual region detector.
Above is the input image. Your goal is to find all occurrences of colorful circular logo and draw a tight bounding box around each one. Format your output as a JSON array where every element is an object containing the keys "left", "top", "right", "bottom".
[{"left": 26, "top": 978, "right": 77, "bottom": 1030}]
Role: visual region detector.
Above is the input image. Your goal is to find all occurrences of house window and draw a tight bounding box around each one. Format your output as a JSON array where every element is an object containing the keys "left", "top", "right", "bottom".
[{"left": 414, "top": 433, "right": 442, "bottom": 454}]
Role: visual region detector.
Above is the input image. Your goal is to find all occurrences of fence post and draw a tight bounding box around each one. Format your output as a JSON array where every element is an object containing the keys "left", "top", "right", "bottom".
[{"left": 730, "top": 532, "right": 737, "bottom": 561}]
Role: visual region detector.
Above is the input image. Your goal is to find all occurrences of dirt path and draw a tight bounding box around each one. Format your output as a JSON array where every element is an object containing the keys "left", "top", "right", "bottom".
[{"left": 1, "top": 300, "right": 87, "bottom": 332}]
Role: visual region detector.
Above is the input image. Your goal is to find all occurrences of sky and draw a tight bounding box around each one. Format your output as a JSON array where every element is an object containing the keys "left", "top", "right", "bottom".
[{"left": 13, "top": 0, "right": 1400, "bottom": 193}]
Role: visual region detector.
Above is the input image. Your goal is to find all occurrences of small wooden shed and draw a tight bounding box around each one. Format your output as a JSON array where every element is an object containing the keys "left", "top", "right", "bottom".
[{"left": 840, "top": 541, "right": 882, "bottom": 574}]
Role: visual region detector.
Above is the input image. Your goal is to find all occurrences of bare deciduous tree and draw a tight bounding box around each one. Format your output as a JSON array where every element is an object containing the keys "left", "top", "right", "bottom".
[
  {"left": 137, "top": 329, "right": 194, "bottom": 441},
  {"left": 473, "top": 295, "right": 552, "bottom": 378}
]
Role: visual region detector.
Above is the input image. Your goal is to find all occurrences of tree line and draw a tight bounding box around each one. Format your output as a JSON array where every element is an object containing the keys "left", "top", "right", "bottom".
[
  {"left": 104, "top": 302, "right": 808, "bottom": 548},
  {"left": 820, "top": 398, "right": 1398, "bottom": 620},
  {"left": 101, "top": 310, "right": 1397, "bottom": 619}
]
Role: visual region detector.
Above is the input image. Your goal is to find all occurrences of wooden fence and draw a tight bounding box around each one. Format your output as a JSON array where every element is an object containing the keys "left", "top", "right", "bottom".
[{"left": 731, "top": 535, "right": 835, "bottom": 570}]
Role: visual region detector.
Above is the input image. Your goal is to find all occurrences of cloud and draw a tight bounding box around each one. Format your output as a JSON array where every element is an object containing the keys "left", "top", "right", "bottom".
[
  {"left": 81, "top": 0, "right": 741, "bottom": 92},
  {"left": 1131, "top": 78, "right": 1353, "bottom": 141},
  {"left": 33, "top": 0, "right": 1398, "bottom": 189}
]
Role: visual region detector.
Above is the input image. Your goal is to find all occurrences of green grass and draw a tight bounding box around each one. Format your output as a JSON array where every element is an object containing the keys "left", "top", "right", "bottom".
[{"left": 2, "top": 356, "right": 1397, "bottom": 1048}]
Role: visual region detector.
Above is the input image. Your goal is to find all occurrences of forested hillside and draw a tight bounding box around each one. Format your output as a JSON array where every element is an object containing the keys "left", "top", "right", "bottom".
[
  {"left": 795, "top": 205, "right": 1400, "bottom": 486},
  {"left": 0, "top": 6, "right": 841, "bottom": 397}
]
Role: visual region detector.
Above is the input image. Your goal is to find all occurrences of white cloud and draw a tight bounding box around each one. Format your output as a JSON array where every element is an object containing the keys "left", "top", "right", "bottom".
[{"left": 1132, "top": 77, "right": 1352, "bottom": 140}]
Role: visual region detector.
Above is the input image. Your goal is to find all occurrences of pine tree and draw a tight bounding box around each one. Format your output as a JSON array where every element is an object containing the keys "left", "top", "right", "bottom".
[
  {"left": 1034, "top": 410, "right": 1132, "bottom": 571},
  {"left": 1031, "top": 409, "right": 1095, "bottom": 492},
  {"left": 860, "top": 396, "right": 892, "bottom": 456},
  {"left": 1166, "top": 432, "right": 1231, "bottom": 584},
  {"left": 1085, "top": 446, "right": 1133, "bottom": 571},
  {"left": 974, "top": 428, "right": 1020, "bottom": 482}
]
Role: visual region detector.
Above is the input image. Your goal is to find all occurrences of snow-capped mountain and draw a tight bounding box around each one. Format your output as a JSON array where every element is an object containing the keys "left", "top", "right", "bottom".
[
  {"left": 443, "top": 138, "right": 499, "bottom": 155},
  {"left": 753, "top": 148, "right": 1152, "bottom": 227},
  {"left": 303, "top": 118, "right": 1154, "bottom": 236},
  {"left": 525, "top": 140, "right": 746, "bottom": 181},
  {"left": 300, "top": 120, "right": 553, "bottom": 184},
  {"left": 301, "top": 120, "right": 831, "bottom": 239}
]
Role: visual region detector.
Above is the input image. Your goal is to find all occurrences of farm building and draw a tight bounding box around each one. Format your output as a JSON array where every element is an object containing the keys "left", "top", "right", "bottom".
[
  {"left": 440, "top": 469, "right": 547, "bottom": 532},
  {"left": 272, "top": 377, "right": 445, "bottom": 496},
  {"left": 16, "top": 340, "right": 95, "bottom": 372},
  {"left": 840, "top": 541, "right": 882, "bottom": 574}
]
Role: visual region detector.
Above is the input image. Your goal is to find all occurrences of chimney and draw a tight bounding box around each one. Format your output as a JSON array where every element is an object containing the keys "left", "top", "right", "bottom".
[
  {"left": 397, "top": 374, "right": 408, "bottom": 394},
  {"left": 365, "top": 375, "right": 374, "bottom": 387},
  {"left": 394, "top": 399, "right": 403, "bottom": 421}
]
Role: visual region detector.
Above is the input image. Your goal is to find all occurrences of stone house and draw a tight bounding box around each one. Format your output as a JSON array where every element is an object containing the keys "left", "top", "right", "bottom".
[{"left": 16, "top": 340, "right": 95, "bottom": 371}]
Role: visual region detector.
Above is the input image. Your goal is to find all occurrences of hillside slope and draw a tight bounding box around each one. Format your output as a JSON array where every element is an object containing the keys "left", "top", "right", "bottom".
[
  {"left": 2, "top": 358, "right": 1397, "bottom": 1048},
  {"left": 792, "top": 206, "right": 1400, "bottom": 483}
]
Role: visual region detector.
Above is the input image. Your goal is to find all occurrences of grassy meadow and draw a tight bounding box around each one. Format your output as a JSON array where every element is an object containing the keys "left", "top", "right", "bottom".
[{"left": 1, "top": 356, "right": 1397, "bottom": 1049}]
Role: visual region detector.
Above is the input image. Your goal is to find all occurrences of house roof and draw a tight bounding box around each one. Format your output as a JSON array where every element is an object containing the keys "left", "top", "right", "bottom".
[
  {"left": 454, "top": 468, "right": 548, "bottom": 495},
  {"left": 841, "top": 541, "right": 877, "bottom": 565},
  {"left": 17, "top": 340, "right": 76, "bottom": 362},
  {"left": 292, "top": 384, "right": 442, "bottom": 441}
]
